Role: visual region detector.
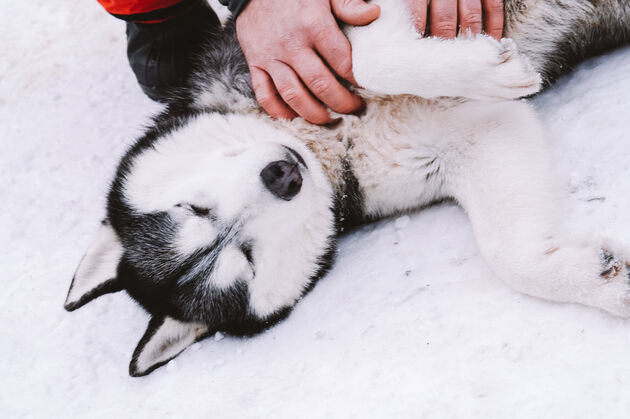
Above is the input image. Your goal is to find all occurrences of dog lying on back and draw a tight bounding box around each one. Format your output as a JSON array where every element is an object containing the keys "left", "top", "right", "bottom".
[{"left": 65, "top": 0, "right": 630, "bottom": 376}]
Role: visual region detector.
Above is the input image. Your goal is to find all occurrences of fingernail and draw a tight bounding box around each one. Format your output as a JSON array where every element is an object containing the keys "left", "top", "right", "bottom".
[
  {"left": 325, "top": 117, "right": 343, "bottom": 127},
  {"left": 274, "top": 113, "right": 297, "bottom": 121},
  {"left": 352, "top": 100, "right": 366, "bottom": 117}
]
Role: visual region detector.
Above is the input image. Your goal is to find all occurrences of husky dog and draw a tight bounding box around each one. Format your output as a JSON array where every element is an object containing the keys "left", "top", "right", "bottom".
[{"left": 65, "top": 0, "right": 630, "bottom": 376}]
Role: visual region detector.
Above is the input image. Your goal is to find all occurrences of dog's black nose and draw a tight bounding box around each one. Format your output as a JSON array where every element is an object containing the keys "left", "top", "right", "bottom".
[{"left": 260, "top": 160, "right": 302, "bottom": 201}]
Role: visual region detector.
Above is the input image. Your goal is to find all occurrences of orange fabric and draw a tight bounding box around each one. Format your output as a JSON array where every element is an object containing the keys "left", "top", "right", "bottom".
[{"left": 97, "top": 0, "right": 183, "bottom": 15}]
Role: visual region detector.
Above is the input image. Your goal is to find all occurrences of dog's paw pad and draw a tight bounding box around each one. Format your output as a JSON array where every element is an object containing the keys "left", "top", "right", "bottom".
[
  {"left": 591, "top": 249, "right": 630, "bottom": 317},
  {"left": 600, "top": 248, "right": 623, "bottom": 279}
]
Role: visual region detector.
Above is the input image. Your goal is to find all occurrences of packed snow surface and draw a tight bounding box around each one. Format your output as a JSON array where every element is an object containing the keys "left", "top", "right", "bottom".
[{"left": 2, "top": 1, "right": 630, "bottom": 418}]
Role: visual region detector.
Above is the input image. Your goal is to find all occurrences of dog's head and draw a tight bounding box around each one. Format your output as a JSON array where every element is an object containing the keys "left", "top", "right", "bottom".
[{"left": 64, "top": 111, "right": 337, "bottom": 376}]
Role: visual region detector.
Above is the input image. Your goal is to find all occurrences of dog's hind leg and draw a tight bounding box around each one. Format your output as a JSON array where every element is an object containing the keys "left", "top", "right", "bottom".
[
  {"left": 346, "top": 0, "right": 541, "bottom": 100},
  {"left": 444, "top": 100, "right": 630, "bottom": 318}
]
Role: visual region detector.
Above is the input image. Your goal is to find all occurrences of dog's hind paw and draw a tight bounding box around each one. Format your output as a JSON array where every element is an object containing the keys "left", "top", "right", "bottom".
[
  {"left": 600, "top": 248, "right": 623, "bottom": 279},
  {"left": 596, "top": 248, "right": 630, "bottom": 318}
]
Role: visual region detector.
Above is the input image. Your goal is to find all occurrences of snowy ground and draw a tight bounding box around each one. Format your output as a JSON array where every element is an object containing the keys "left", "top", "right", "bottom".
[{"left": 2, "top": 1, "right": 630, "bottom": 418}]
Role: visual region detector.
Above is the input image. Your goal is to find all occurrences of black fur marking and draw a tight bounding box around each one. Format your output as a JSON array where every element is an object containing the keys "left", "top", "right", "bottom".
[
  {"left": 335, "top": 158, "right": 366, "bottom": 231},
  {"left": 296, "top": 234, "right": 338, "bottom": 299},
  {"left": 129, "top": 316, "right": 169, "bottom": 377},
  {"left": 601, "top": 248, "right": 615, "bottom": 266},
  {"left": 63, "top": 276, "right": 123, "bottom": 312},
  {"left": 190, "top": 205, "right": 211, "bottom": 217},
  {"left": 283, "top": 145, "right": 308, "bottom": 168},
  {"left": 128, "top": 316, "right": 213, "bottom": 377},
  {"left": 188, "top": 20, "right": 255, "bottom": 109},
  {"left": 240, "top": 242, "right": 254, "bottom": 265},
  {"left": 600, "top": 248, "right": 621, "bottom": 278},
  {"left": 505, "top": 0, "right": 630, "bottom": 86},
  {"left": 545, "top": 19, "right": 630, "bottom": 84},
  {"left": 425, "top": 168, "right": 440, "bottom": 182}
]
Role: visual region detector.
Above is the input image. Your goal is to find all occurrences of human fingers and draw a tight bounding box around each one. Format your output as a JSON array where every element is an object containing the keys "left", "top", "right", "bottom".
[
  {"left": 250, "top": 66, "right": 297, "bottom": 120},
  {"left": 312, "top": 21, "right": 358, "bottom": 85},
  {"left": 459, "top": 0, "right": 483, "bottom": 36},
  {"left": 331, "top": 0, "right": 381, "bottom": 26},
  {"left": 291, "top": 51, "right": 363, "bottom": 114},
  {"left": 407, "top": 0, "right": 429, "bottom": 35},
  {"left": 430, "top": 0, "right": 458, "bottom": 38},
  {"left": 268, "top": 61, "right": 334, "bottom": 125},
  {"left": 482, "top": 0, "right": 504, "bottom": 39}
]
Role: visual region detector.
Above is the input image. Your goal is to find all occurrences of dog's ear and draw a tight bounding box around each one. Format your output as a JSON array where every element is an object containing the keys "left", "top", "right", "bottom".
[
  {"left": 64, "top": 220, "right": 124, "bottom": 311},
  {"left": 129, "top": 316, "right": 210, "bottom": 377}
]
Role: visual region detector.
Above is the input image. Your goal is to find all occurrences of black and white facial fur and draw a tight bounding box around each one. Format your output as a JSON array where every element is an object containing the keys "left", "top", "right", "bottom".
[{"left": 65, "top": 0, "right": 630, "bottom": 376}]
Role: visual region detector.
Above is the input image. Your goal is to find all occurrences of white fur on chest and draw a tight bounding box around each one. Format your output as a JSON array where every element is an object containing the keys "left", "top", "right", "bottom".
[{"left": 278, "top": 95, "right": 537, "bottom": 219}]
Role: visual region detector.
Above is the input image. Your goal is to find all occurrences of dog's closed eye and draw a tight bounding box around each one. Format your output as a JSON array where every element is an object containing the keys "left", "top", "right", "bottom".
[
  {"left": 175, "top": 203, "right": 215, "bottom": 219},
  {"left": 189, "top": 205, "right": 211, "bottom": 217}
]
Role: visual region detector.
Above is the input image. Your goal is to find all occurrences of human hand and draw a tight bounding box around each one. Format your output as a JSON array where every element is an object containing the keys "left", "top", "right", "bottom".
[
  {"left": 408, "top": 0, "right": 504, "bottom": 40},
  {"left": 236, "top": 0, "right": 380, "bottom": 124}
]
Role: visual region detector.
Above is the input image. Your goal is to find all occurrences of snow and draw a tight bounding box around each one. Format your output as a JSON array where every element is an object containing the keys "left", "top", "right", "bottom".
[{"left": 2, "top": 1, "right": 630, "bottom": 417}]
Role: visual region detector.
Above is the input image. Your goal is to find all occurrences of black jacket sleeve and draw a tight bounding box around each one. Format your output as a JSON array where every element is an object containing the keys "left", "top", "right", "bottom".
[{"left": 218, "top": 0, "right": 251, "bottom": 17}]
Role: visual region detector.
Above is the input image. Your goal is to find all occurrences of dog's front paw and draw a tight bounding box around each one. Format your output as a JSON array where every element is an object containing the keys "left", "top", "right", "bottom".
[
  {"left": 466, "top": 38, "right": 542, "bottom": 100},
  {"left": 496, "top": 39, "right": 542, "bottom": 96}
]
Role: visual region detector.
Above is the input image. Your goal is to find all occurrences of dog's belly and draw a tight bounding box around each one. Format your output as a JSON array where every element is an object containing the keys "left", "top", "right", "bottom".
[
  {"left": 280, "top": 95, "right": 540, "bottom": 221},
  {"left": 279, "top": 95, "right": 458, "bottom": 219},
  {"left": 346, "top": 136, "right": 444, "bottom": 218},
  {"left": 341, "top": 96, "right": 460, "bottom": 218}
]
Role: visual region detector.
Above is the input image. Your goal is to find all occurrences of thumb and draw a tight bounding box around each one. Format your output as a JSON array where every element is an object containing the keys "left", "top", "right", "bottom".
[{"left": 331, "top": 0, "right": 380, "bottom": 26}]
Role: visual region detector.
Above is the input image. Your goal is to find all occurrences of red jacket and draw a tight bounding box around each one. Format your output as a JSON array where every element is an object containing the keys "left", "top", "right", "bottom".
[{"left": 98, "top": 0, "right": 249, "bottom": 23}]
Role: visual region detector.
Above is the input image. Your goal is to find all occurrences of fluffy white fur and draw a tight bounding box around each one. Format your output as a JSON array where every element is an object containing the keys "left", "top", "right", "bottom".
[
  {"left": 350, "top": 1, "right": 541, "bottom": 100},
  {"left": 68, "top": 0, "right": 630, "bottom": 374},
  {"left": 272, "top": 0, "right": 630, "bottom": 317},
  {"left": 124, "top": 113, "right": 335, "bottom": 316}
]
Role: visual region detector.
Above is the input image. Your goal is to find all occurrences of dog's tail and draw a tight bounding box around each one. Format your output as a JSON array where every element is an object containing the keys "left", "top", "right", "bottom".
[{"left": 506, "top": 0, "right": 630, "bottom": 85}]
